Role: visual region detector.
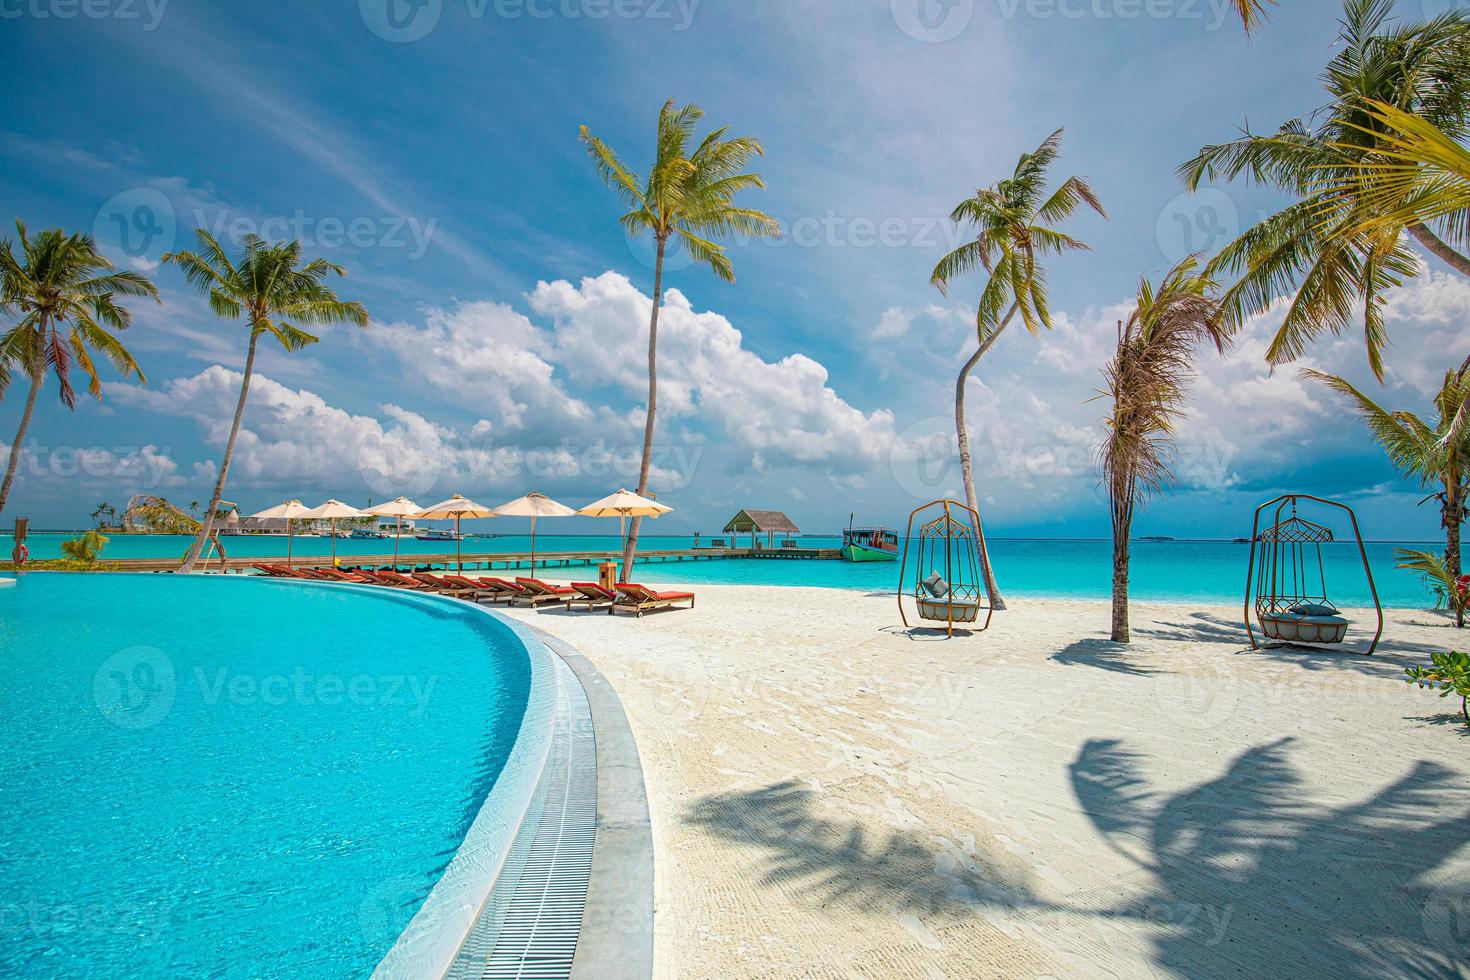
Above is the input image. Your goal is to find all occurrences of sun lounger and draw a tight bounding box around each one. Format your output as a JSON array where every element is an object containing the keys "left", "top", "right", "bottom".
[
  {"left": 473, "top": 577, "right": 532, "bottom": 603},
  {"left": 312, "top": 567, "right": 375, "bottom": 584},
  {"left": 410, "top": 572, "right": 483, "bottom": 598},
  {"left": 568, "top": 582, "right": 617, "bottom": 611},
  {"left": 512, "top": 577, "right": 576, "bottom": 607},
  {"left": 613, "top": 582, "right": 696, "bottom": 617},
  {"left": 439, "top": 574, "right": 504, "bottom": 603},
  {"left": 365, "top": 569, "right": 431, "bottom": 589}
]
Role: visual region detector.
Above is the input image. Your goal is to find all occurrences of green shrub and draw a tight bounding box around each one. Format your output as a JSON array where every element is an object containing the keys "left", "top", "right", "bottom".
[{"left": 1405, "top": 650, "right": 1470, "bottom": 727}]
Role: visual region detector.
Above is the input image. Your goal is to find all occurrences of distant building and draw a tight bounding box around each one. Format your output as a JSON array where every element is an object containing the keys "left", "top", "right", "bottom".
[{"left": 722, "top": 509, "right": 800, "bottom": 548}]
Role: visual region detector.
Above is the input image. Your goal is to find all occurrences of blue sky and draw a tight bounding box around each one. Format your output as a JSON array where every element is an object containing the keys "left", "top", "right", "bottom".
[{"left": 1, "top": 0, "right": 1466, "bottom": 538}]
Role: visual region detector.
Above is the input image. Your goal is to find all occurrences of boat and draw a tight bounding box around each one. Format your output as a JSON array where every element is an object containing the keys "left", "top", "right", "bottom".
[
  {"left": 841, "top": 525, "right": 899, "bottom": 562},
  {"left": 350, "top": 528, "right": 388, "bottom": 540},
  {"left": 414, "top": 528, "right": 463, "bottom": 542}
]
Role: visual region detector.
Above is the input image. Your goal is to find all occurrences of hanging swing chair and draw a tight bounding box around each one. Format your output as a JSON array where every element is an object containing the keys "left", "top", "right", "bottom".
[
  {"left": 898, "top": 499, "right": 994, "bottom": 636},
  {"left": 1242, "top": 493, "right": 1383, "bottom": 655}
]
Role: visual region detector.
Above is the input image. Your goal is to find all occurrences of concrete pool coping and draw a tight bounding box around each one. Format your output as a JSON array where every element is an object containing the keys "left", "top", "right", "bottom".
[
  {"left": 189, "top": 573, "right": 655, "bottom": 978},
  {"left": 518, "top": 623, "right": 655, "bottom": 980}
]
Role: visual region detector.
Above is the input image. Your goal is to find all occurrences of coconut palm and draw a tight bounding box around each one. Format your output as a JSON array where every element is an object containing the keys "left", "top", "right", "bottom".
[
  {"left": 581, "top": 100, "right": 779, "bottom": 580},
  {"left": 1179, "top": 0, "right": 1470, "bottom": 381},
  {"left": 0, "top": 221, "right": 156, "bottom": 519},
  {"left": 164, "top": 230, "right": 368, "bottom": 572},
  {"left": 1305, "top": 365, "right": 1468, "bottom": 578},
  {"left": 1234, "top": 0, "right": 1274, "bottom": 34},
  {"left": 1099, "top": 257, "right": 1230, "bottom": 643},
  {"left": 931, "top": 129, "right": 1105, "bottom": 610}
]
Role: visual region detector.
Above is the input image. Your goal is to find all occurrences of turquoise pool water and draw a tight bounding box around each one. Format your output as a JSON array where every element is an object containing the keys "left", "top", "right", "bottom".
[
  {"left": 10, "top": 533, "right": 1459, "bottom": 607},
  {"left": 0, "top": 574, "right": 533, "bottom": 978}
]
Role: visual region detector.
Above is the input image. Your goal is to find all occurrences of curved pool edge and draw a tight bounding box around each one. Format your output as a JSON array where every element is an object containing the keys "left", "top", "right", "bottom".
[
  {"left": 287, "top": 580, "right": 652, "bottom": 980},
  {"left": 520, "top": 623, "right": 655, "bottom": 980},
  {"left": 368, "top": 588, "right": 562, "bottom": 980}
]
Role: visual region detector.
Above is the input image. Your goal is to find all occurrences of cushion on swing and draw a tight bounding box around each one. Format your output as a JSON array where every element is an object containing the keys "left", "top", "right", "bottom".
[
  {"left": 1289, "top": 602, "right": 1337, "bottom": 617},
  {"left": 921, "top": 572, "right": 950, "bottom": 598}
]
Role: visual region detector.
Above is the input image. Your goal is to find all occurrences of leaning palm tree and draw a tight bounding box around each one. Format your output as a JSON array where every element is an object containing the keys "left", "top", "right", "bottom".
[
  {"left": 1305, "top": 364, "right": 1469, "bottom": 577},
  {"left": 1180, "top": 0, "right": 1470, "bottom": 380},
  {"left": 581, "top": 100, "right": 779, "bottom": 580},
  {"left": 1100, "top": 257, "right": 1230, "bottom": 643},
  {"left": 931, "top": 129, "right": 1105, "bottom": 610},
  {"left": 0, "top": 221, "right": 157, "bottom": 519},
  {"left": 164, "top": 230, "right": 368, "bottom": 572}
]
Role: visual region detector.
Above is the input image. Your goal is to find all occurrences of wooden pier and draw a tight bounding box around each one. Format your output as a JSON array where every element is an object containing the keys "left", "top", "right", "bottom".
[{"left": 91, "top": 545, "right": 843, "bottom": 574}]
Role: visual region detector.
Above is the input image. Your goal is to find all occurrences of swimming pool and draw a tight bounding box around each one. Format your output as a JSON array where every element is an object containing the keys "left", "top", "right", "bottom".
[{"left": 0, "top": 573, "right": 558, "bottom": 978}]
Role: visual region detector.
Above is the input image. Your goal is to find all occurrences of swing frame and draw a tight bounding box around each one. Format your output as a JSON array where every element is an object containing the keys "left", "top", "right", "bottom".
[
  {"left": 1242, "top": 493, "right": 1383, "bottom": 656},
  {"left": 898, "top": 498, "right": 994, "bottom": 637}
]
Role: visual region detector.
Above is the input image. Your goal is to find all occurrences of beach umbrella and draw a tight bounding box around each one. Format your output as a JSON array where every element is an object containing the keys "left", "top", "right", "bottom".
[
  {"left": 493, "top": 492, "right": 576, "bottom": 573},
  {"left": 415, "top": 494, "right": 498, "bottom": 572},
  {"left": 577, "top": 489, "right": 673, "bottom": 579},
  {"left": 250, "top": 499, "right": 313, "bottom": 567},
  {"left": 365, "top": 496, "right": 421, "bottom": 569},
  {"left": 302, "top": 499, "right": 370, "bottom": 565}
]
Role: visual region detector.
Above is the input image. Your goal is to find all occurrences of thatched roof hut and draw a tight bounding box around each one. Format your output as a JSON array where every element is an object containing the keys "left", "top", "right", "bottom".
[{"left": 722, "top": 509, "right": 800, "bottom": 547}]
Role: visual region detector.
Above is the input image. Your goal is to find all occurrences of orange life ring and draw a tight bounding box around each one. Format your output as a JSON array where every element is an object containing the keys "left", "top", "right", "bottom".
[{"left": 12, "top": 543, "right": 28, "bottom": 564}]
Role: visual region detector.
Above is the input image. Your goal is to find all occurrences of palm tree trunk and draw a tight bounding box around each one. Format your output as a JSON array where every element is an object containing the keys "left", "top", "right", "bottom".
[
  {"left": 1110, "top": 482, "right": 1132, "bottom": 643},
  {"left": 1409, "top": 224, "right": 1470, "bottom": 280},
  {"left": 0, "top": 362, "right": 43, "bottom": 521},
  {"left": 180, "top": 332, "right": 259, "bottom": 573},
  {"left": 954, "top": 304, "right": 1018, "bottom": 611},
  {"left": 620, "top": 237, "right": 664, "bottom": 583},
  {"left": 1445, "top": 473, "right": 1464, "bottom": 579}
]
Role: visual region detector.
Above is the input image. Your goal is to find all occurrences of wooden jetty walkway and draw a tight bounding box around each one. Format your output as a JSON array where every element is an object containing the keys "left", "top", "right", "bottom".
[{"left": 94, "top": 544, "right": 843, "bottom": 574}]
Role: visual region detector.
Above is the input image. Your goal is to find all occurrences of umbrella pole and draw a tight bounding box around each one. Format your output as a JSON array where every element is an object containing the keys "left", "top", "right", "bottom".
[
  {"left": 456, "top": 515, "right": 462, "bottom": 573},
  {"left": 331, "top": 518, "right": 338, "bottom": 565},
  {"left": 287, "top": 520, "right": 293, "bottom": 568},
  {"left": 394, "top": 516, "right": 401, "bottom": 569},
  {"left": 530, "top": 515, "right": 537, "bottom": 573}
]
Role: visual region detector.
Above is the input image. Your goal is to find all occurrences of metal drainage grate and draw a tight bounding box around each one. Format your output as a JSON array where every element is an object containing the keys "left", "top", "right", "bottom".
[{"left": 449, "top": 657, "right": 597, "bottom": 980}]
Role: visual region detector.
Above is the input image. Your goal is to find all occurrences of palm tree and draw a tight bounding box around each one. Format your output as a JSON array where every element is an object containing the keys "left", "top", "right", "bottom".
[
  {"left": 1233, "top": 0, "right": 1275, "bottom": 34},
  {"left": 581, "top": 100, "right": 780, "bottom": 580},
  {"left": 930, "top": 129, "right": 1106, "bottom": 610},
  {"left": 1179, "top": 0, "right": 1470, "bottom": 380},
  {"left": 0, "top": 221, "right": 156, "bottom": 519},
  {"left": 1305, "top": 364, "right": 1468, "bottom": 577},
  {"left": 164, "top": 231, "right": 368, "bottom": 572},
  {"left": 1100, "top": 257, "right": 1230, "bottom": 642}
]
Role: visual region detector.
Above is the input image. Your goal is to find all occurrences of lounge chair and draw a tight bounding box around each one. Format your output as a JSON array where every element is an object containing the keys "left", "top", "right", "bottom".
[
  {"left": 366, "top": 569, "right": 431, "bottom": 590},
  {"left": 568, "top": 582, "right": 617, "bottom": 611},
  {"left": 410, "top": 572, "right": 484, "bottom": 598},
  {"left": 613, "top": 582, "right": 696, "bottom": 617},
  {"left": 472, "top": 577, "right": 532, "bottom": 604},
  {"left": 312, "top": 567, "right": 375, "bottom": 584},
  {"left": 439, "top": 574, "right": 504, "bottom": 603},
  {"left": 512, "top": 577, "right": 576, "bottom": 607}
]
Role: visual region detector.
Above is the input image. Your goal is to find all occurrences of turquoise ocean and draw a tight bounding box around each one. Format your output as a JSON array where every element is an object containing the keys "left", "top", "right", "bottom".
[{"left": 8, "top": 532, "right": 1459, "bottom": 608}]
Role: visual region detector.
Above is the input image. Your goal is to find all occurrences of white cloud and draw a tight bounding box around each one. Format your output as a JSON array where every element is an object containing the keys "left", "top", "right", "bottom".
[{"left": 531, "top": 272, "right": 899, "bottom": 474}]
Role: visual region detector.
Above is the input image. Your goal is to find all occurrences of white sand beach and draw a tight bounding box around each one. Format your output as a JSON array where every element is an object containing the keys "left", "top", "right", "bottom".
[{"left": 502, "top": 584, "right": 1470, "bottom": 979}]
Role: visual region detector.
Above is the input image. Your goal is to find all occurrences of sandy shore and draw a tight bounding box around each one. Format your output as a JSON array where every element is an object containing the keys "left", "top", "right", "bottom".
[{"left": 499, "top": 584, "right": 1470, "bottom": 979}]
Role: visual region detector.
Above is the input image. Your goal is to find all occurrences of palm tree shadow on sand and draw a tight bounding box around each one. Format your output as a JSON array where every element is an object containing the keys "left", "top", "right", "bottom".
[
  {"left": 685, "top": 741, "right": 1470, "bottom": 976},
  {"left": 683, "top": 780, "right": 1036, "bottom": 919},
  {"left": 1069, "top": 737, "right": 1470, "bottom": 977}
]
